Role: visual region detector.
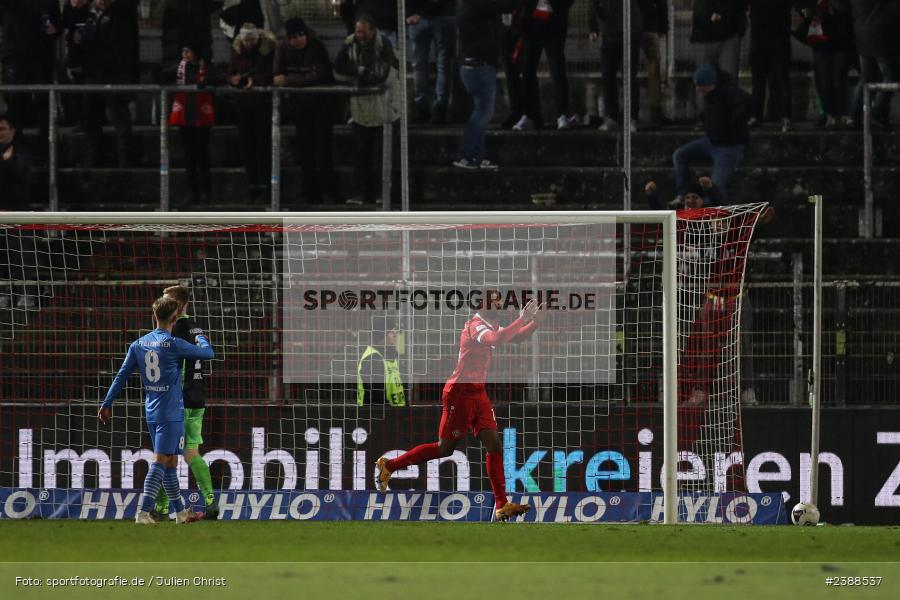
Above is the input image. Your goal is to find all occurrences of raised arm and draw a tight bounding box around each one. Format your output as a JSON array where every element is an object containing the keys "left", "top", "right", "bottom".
[
  {"left": 476, "top": 299, "right": 544, "bottom": 346},
  {"left": 175, "top": 335, "right": 215, "bottom": 360}
]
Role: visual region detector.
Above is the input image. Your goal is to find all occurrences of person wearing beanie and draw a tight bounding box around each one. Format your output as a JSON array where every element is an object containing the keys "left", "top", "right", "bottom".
[
  {"left": 671, "top": 64, "right": 752, "bottom": 205},
  {"left": 274, "top": 17, "right": 340, "bottom": 205}
]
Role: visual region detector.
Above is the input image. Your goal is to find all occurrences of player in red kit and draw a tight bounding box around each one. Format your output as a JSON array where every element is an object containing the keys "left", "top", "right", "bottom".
[{"left": 375, "top": 297, "right": 546, "bottom": 521}]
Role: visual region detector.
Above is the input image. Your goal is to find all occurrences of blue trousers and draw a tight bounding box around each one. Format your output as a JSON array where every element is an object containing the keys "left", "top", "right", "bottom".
[{"left": 673, "top": 136, "right": 745, "bottom": 205}]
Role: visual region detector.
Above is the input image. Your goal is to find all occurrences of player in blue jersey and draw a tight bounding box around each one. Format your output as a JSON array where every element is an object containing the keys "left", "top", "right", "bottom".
[{"left": 99, "top": 295, "right": 215, "bottom": 525}]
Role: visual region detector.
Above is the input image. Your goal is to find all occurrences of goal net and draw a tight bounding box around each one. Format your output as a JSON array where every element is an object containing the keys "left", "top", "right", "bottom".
[{"left": 0, "top": 208, "right": 769, "bottom": 523}]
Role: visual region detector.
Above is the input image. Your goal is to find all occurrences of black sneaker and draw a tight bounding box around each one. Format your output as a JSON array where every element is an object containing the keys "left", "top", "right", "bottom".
[
  {"left": 148, "top": 509, "right": 167, "bottom": 523},
  {"left": 203, "top": 504, "right": 219, "bottom": 520}
]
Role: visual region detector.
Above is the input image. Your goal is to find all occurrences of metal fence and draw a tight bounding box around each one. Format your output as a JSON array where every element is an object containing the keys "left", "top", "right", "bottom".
[{"left": 862, "top": 82, "right": 900, "bottom": 239}]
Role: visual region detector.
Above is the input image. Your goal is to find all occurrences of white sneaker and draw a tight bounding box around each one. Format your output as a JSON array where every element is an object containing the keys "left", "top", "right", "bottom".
[
  {"left": 556, "top": 114, "right": 578, "bottom": 130},
  {"left": 741, "top": 388, "right": 759, "bottom": 406},
  {"left": 0, "top": 296, "right": 9, "bottom": 309},
  {"left": 512, "top": 115, "right": 534, "bottom": 131},
  {"left": 598, "top": 118, "right": 620, "bottom": 132},
  {"left": 478, "top": 159, "right": 499, "bottom": 171},
  {"left": 135, "top": 510, "right": 157, "bottom": 525},
  {"left": 629, "top": 119, "right": 638, "bottom": 133},
  {"left": 16, "top": 295, "right": 36, "bottom": 309},
  {"left": 175, "top": 509, "right": 201, "bottom": 524}
]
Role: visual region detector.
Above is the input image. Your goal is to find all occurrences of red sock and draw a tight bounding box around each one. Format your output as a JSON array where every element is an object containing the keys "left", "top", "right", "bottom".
[
  {"left": 486, "top": 452, "right": 507, "bottom": 509},
  {"left": 387, "top": 442, "right": 441, "bottom": 471}
]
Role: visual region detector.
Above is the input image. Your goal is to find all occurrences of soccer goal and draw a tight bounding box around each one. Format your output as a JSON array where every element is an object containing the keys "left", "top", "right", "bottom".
[{"left": 0, "top": 208, "right": 772, "bottom": 524}]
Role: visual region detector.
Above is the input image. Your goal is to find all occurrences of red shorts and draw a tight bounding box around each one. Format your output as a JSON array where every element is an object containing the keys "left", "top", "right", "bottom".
[{"left": 438, "top": 385, "right": 498, "bottom": 441}]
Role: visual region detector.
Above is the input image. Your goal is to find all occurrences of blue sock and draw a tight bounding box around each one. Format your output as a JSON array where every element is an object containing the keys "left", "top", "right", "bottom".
[
  {"left": 163, "top": 467, "right": 185, "bottom": 513},
  {"left": 140, "top": 463, "right": 165, "bottom": 512}
]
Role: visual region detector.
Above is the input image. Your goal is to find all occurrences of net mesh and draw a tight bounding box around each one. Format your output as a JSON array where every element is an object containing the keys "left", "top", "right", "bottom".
[{"left": 0, "top": 207, "right": 765, "bottom": 521}]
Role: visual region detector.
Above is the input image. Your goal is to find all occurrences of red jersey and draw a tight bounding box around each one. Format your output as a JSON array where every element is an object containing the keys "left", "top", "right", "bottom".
[{"left": 442, "top": 313, "right": 537, "bottom": 393}]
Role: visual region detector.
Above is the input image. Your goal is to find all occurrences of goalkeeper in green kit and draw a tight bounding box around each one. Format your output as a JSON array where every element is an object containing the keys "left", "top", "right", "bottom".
[{"left": 151, "top": 285, "right": 219, "bottom": 520}]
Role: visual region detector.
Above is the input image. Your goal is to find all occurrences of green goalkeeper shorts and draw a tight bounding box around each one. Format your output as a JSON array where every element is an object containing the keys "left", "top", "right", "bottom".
[{"left": 184, "top": 408, "right": 205, "bottom": 449}]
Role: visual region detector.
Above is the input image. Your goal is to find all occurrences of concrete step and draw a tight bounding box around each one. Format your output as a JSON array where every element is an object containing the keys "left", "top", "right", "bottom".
[{"left": 51, "top": 125, "right": 900, "bottom": 170}]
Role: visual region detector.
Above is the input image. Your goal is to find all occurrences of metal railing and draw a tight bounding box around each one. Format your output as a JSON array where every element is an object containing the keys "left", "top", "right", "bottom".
[
  {"left": 0, "top": 84, "right": 388, "bottom": 213},
  {"left": 862, "top": 82, "right": 900, "bottom": 239}
]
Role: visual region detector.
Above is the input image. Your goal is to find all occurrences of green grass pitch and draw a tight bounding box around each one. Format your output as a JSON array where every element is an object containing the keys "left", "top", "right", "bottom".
[{"left": 2, "top": 521, "right": 898, "bottom": 600}]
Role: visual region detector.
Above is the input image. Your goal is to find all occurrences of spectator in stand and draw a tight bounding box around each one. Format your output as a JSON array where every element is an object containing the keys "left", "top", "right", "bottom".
[
  {"left": 672, "top": 64, "right": 753, "bottom": 205},
  {"left": 499, "top": 5, "right": 527, "bottom": 129},
  {"left": 846, "top": 0, "right": 899, "bottom": 130},
  {"left": 228, "top": 23, "right": 275, "bottom": 203},
  {"left": 514, "top": 1, "right": 577, "bottom": 131},
  {"left": 274, "top": 17, "right": 340, "bottom": 206},
  {"left": 407, "top": 0, "right": 456, "bottom": 125},
  {"left": 795, "top": 1, "right": 856, "bottom": 128},
  {"left": 690, "top": 0, "right": 748, "bottom": 81},
  {"left": 61, "top": 0, "right": 94, "bottom": 126},
  {"left": 452, "top": 0, "right": 519, "bottom": 170},
  {"left": 339, "top": 1, "right": 399, "bottom": 46},
  {"left": 644, "top": 176, "right": 721, "bottom": 210},
  {"left": 590, "top": 0, "right": 643, "bottom": 132},
  {"left": 639, "top": 0, "right": 669, "bottom": 127},
  {"left": 162, "top": 42, "right": 215, "bottom": 206},
  {"left": 81, "top": 0, "right": 139, "bottom": 168},
  {"left": 161, "top": 0, "right": 223, "bottom": 67},
  {"left": 0, "top": 114, "right": 33, "bottom": 209},
  {"left": 220, "top": 0, "right": 282, "bottom": 40},
  {"left": 748, "top": 1, "right": 793, "bottom": 132},
  {"left": 334, "top": 16, "right": 400, "bottom": 204}
]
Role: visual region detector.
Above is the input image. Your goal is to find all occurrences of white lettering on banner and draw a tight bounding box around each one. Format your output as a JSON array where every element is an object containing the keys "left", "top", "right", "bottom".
[
  {"left": 800, "top": 453, "right": 844, "bottom": 506},
  {"left": 44, "top": 449, "right": 111, "bottom": 489},
  {"left": 247, "top": 493, "right": 272, "bottom": 520},
  {"left": 677, "top": 451, "right": 706, "bottom": 482},
  {"left": 289, "top": 494, "right": 320, "bottom": 519},
  {"left": 79, "top": 491, "right": 109, "bottom": 519},
  {"left": 724, "top": 496, "right": 757, "bottom": 524},
  {"left": 218, "top": 492, "right": 245, "bottom": 519},
  {"left": 875, "top": 432, "right": 900, "bottom": 507},
  {"left": 714, "top": 452, "right": 743, "bottom": 493},
  {"left": 203, "top": 450, "right": 245, "bottom": 490},
  {"left": 439, "top": 494, "right": 470, "bottom": 521},
  {"left": 304, "top": 428, "right": 320, "bottom": 490},
  {"left": 746, "top": 452, "right": 792, "bottom": 502},
  {"left": 396, "top": 493, "right": 421, "bottom": 520},
  {"left": 426, "top": 452, "right": 470, "bottom": 491},
  {"left": 364, "top": 493, "right": 393, "bottom": 520},
  {"left": 705, "top": 496, "right": 723, "bottom": 523},
  {"left": 18, "top": 429, "right": 33, "bottom": 489},
  {"left": 120, "top": 449, "right": 154, "bottom": 488},
  {"left": 573, "top": 496, "right": 605, "bottom": 522},
  {"left": 554, "top": 495, "right": 572, "bottom": 522},
  {"left": 252, "top": 428, "right": 297, "bottom": 490},
  {"left": 329, "top": 428, "right": 343, "bottom": 490},
  {"left": 683, "top": 495, "right": 707, "bottom": 522},
  {"left": 4, "top": 491, "right": 36, "bottom": 518},
  {"left": 650, "top": 494, "right": 665, "bottom": 522},
  {"left": 638, "top": 428, "right": 654, "bottom": 492},
  {"left": 531, "top": 495, "right": 557, "bottom": 521},
  {"left": 111, "top": 492, "right": 137, "bottom": 520},
  {"left": 270, "top": 494, "right": 288, "bottom": 519},
  {"left": 420, "top": 493, "right": 437, "bottom": 520},
  {"left": 351, "top": 427, "right": 368, "bottom": 491}
]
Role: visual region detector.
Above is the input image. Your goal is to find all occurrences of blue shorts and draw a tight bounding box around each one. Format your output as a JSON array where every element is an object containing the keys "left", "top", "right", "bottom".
[{"left": 148, "top": 421, "right": 185, "bottom": 455}]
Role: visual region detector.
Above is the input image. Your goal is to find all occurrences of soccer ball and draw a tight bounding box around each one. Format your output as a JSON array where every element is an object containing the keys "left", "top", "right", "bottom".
[{"left": 791, "top": 502, "right": 820, "bottom": 526}]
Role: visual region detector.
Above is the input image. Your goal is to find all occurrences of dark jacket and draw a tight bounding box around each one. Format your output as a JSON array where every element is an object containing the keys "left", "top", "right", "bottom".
[
  {"left": 638, "top": 0, "right": 669, "bottom": 35},
  {"left": 748, "top": 0, "right": 791, "bottom": 43},
  {"left": 700, "top": 69, "right": 754, "bottom": 146},
  {"left": 82, "top": 0, "right": 141, "bottom": 84},
  {"left": 62, "top": 3, "right": 93, "bottom": 70},
  {"left": 846, "top": 0, "right": 899, "bottom": 57},
  {"left": 407, "top": 0, "right": 456, "bottom": 18},
  {"left": 227, "top": 29, "right": 276, "bottom": 107},
  {"left": 457, "top": 0, "right": 521, "bottom": 66},
  {"left": 524, "top": 0, "right": 575, "bottom": 33},
  {"left": 690, "top": 0, "right": 748, "bottom": 43},
  {"left": 274, "top": 37, "right": 334, "bottom": 112},
  {"left": 0, "top": 136, "right": 33, "bottom": 210},
  {"left": 161, "top": 0, "right": 223, "bottom": 65},
  {"left": 589, "top": 0, "right": 644, "bottom": 41}
]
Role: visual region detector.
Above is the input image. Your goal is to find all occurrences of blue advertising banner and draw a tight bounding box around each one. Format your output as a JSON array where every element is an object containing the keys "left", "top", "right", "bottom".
[{"left": 0, "top": 488, "right": 787, "bottom": 524}]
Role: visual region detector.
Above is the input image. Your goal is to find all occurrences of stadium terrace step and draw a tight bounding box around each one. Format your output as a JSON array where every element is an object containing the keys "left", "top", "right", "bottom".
[{"left": 52, "top": 126, "right": 900, "bottom": 170}]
